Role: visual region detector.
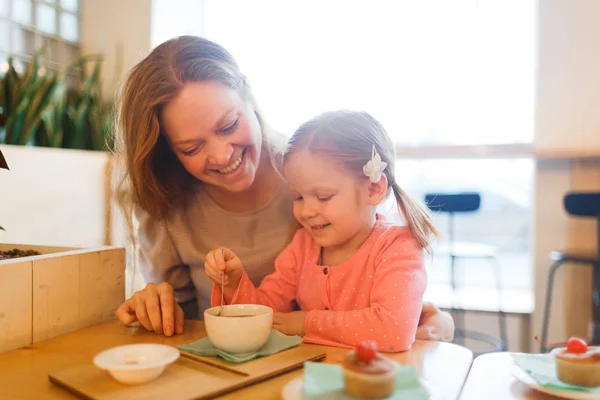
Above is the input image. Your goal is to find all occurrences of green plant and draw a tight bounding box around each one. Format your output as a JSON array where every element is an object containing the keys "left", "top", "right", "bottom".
[
  {"left": 0, "top": 50, "right": 114, "bottom": 151},
  {"left": 0, "top": 148, "right": 8, "bottom": 231}
]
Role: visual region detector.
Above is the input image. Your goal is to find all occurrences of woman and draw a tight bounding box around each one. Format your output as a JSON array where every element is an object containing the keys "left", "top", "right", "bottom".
[{"left": 113, "top": 35, "right": 454, "bottom": 341}]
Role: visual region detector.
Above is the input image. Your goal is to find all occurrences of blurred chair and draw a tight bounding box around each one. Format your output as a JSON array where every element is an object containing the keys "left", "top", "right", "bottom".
[
  {"left": 540, "top": 192, "right": 600, "bottom": 353},
  {"left": 425, "top": 192, "right": 507, "bottom": 353}
]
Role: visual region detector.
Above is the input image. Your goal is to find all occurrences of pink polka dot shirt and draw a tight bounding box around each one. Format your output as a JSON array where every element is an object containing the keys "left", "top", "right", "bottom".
[{"left": 211, "top": 218, "right": 427, "bottom": 352}]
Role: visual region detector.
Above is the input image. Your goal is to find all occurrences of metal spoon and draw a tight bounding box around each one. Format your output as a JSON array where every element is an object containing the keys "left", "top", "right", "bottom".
[{"left": 218, "top": 248, "right": 225, "bottom": 316}]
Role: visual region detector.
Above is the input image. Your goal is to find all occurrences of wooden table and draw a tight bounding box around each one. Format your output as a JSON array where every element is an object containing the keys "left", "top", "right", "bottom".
[
  {"left": 0, "top": 319, "right": 473, "bottom": 400},
  {"left": 459, "top": 352, "right": 566, "bottom": 399}
]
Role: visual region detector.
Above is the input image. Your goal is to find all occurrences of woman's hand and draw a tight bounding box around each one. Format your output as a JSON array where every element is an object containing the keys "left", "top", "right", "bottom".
[
  {"left": 205, "top": 247, "right": 244, "bottom": 289},
  {"left": 416, "top": 301, "right": 455, "bottom": 342},
  {"left": 273, "top": 311, "right": 308, "bottom": 336},
  {"left": 115, "top": 282, "right": 184, "bottom": 337}
]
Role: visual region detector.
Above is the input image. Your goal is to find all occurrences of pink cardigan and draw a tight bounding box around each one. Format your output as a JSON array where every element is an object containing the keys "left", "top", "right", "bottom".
[{"left": 211, "top": 219, "right": 427, "bottom": 352}]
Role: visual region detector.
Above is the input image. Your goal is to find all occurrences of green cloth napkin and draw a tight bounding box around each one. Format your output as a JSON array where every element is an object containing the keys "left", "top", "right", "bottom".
[
  {"left": 303, "top": 361, "right": 431, "bottom": 400},
  {"left": 178, "top": 329, "right": 301, "bottom": 363},
  {"left": 512, "top": 353, "right": 600, "bottom": 393}
]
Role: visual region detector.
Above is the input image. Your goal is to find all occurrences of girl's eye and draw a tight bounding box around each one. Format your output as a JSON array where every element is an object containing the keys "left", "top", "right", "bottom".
[
  {"left": 317, "top": 195, "right": 333, "bottom": 202},
  {"left": 220, "top": 118, "right": 239, "bottom": 134},
  {"left": 294, "top": 195, "right": 303, "bottom": 201}
]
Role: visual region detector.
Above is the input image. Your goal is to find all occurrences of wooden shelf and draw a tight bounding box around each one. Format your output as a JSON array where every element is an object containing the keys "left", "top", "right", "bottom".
[{"left": 395, "top": 143, "right": 600, "bottom": 160}]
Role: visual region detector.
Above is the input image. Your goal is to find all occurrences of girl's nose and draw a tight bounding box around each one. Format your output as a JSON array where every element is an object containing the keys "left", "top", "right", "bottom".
[
  {"left": 207, "top": 140, "right": 234, "bottom": 166},
  {"left": 301, "top": 202, "right": 319, "bottom": 219}
]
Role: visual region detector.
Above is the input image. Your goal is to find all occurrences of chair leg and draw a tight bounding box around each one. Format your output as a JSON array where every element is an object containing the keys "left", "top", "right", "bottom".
[
  {"left": 449, "top": 255, "right": 466, "bottom": 346},
  {"left": 450, "top": 254, "right": 457, "bottom": 290},
  {"left": 490, "top": 257, "right": 507, "bottom": 351},
  {"left": 452, "top": 310, "right": 466, "bottom": 346},
  {"left": 592, "top": 260, "right": 600, "bottom": 344},
  {"left": 541, "top": 260, "right": 566, "bottom": 353}
]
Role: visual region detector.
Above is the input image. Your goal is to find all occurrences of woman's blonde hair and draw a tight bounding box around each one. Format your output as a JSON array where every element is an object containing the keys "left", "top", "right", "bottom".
[
  {"left": 283, "top": 110, "right": 438, "bottom": 250},
  {"left": 113, "top": 35, "right": 283, "bottom": 225}
]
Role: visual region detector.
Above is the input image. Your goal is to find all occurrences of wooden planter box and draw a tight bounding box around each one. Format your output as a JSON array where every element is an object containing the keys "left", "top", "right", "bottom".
[{"left": 0, "top": 244, "right": 125, "bottom": 353}]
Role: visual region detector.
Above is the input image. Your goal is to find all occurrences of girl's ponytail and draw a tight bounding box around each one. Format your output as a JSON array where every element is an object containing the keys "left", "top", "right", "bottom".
[{"left": 391, "top": 181, "right": 439, "bottom": 251}]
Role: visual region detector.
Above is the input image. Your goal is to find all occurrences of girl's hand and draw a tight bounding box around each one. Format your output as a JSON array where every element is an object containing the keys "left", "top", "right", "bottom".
[
  {"left": 273, "top": 311, "right": 308, "bottom": 336},
  {"left": 205, "top": 247, "right": 244, "bottom": 289}
]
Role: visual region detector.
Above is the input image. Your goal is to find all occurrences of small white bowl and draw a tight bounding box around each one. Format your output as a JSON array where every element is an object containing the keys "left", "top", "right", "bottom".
[
  {"left": 93, "top": 343, "right": 179, "bottom": 385},
  {"left": 204, "top": 304, "right": 273, "bottom": 354}
]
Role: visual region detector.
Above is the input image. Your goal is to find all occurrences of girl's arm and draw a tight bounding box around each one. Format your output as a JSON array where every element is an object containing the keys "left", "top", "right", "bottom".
[
  {"left": 303, "top": 231, "right": 427, "bottom": 352},
  {"left": 210, "top": 232, "right": 304, "bottom": 312}
]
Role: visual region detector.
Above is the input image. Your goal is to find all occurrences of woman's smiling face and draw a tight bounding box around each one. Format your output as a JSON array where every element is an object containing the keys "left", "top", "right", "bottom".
[{"left": 160, "top": 81, "right": 263, "bottom": 193}]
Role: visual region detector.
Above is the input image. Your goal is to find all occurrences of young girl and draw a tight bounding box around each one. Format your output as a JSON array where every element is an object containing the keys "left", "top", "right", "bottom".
[{"left": 205, "top": 110, "right": 437, "bottom": 352}]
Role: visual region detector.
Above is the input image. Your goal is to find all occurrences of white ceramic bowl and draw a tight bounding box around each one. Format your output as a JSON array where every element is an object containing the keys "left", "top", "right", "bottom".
[
  {"left": 204, "top": 304, "right": 273, "bottom": 354},
  {"left": 93, "top": 343, "right": 179, "bottom": 385}
]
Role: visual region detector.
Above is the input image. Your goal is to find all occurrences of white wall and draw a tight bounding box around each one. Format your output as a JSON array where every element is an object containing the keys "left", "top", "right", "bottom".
[
  {"left": 536, "top": 0, "right": 600, "bottom": 149},
  {"left": 0, "top": 145, "right": 110, "bottom": 247},
  {"left": 151, "top": 0, "right": 205, "bottom": 48},
  {"left": 80, "top": 0, "right": 152, "bottom": 99},
  {"left": 80, "top": 0, "right": 207, "bottom": 98}
]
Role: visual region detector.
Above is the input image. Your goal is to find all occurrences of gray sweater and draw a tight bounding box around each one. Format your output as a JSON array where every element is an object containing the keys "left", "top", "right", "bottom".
[{"left": 134, "top": 183, "right": 295, "bottom": 318}]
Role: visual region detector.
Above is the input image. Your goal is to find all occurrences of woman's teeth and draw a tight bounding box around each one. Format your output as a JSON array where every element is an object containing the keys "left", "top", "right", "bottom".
[
  {"left": 218, "top": 152, "right": 244, "bottom": 174},
  {"left": 313, "top": 224, "right": 329, "bottom": 229}
]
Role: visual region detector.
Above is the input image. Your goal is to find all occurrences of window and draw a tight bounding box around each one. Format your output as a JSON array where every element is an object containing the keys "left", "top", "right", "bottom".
[
  {"left": 0, "top": 0, "right": 80, "bottom": 73},
  {"left": 202, "top": 0, "right": 535, "bottom": 146}
]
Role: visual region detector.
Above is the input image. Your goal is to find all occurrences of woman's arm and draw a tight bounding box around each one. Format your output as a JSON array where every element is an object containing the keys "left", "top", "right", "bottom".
[
  {"left": 134, "top": 205, "right": 196, "bottom": 303},
  {"left": 115, "top": 205, "right": 190, "bottom": 336}
]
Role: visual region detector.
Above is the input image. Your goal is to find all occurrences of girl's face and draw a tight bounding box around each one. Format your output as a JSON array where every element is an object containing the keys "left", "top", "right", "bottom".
[
  {"left": 284, "top": 148, "right": 377, "bottom": 253},
  {"left": 161, "top": 81, "right": 263, "bottom": 193}
]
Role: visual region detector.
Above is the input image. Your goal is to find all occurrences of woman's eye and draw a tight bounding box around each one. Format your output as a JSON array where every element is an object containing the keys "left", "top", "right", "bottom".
[
  {"left": 221, "top": 119, "right": 239, "bottom": 134},
  {"left": 182, "top": 144, "right": 203, "bottom": 156},
  {"left": 317, "top": 196, "right": 333, "bottom": 202},
  {"left": 294, "top": 195, "right": 303, "bottom": 201}
]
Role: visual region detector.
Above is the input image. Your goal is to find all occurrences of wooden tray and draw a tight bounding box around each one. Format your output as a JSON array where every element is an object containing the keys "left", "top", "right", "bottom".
[{"left": 49, "top": 344, "right": 326, "bottom": 399}]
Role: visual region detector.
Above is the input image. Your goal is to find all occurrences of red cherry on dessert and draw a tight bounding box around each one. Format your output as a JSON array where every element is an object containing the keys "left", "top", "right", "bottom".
[
  {"left": 566, "top": 337, "right": 588, "bottom": 354},
  {"left": 356, "top": 341, "right": 378, "bottom": 361}
]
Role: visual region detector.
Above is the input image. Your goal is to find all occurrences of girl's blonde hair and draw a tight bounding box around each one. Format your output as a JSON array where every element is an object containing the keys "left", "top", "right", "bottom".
[
  {"left": 113, "top": 35, "right": 284, "bottom": 225},
  {"left": 283, "top": 110, "right": 438, "bottom": 250}
]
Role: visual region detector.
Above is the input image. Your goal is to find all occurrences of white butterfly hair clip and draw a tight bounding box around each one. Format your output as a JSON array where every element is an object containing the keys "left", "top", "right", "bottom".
[{"left": 362, "top": 145, "right": 387, "bottom": 183}]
